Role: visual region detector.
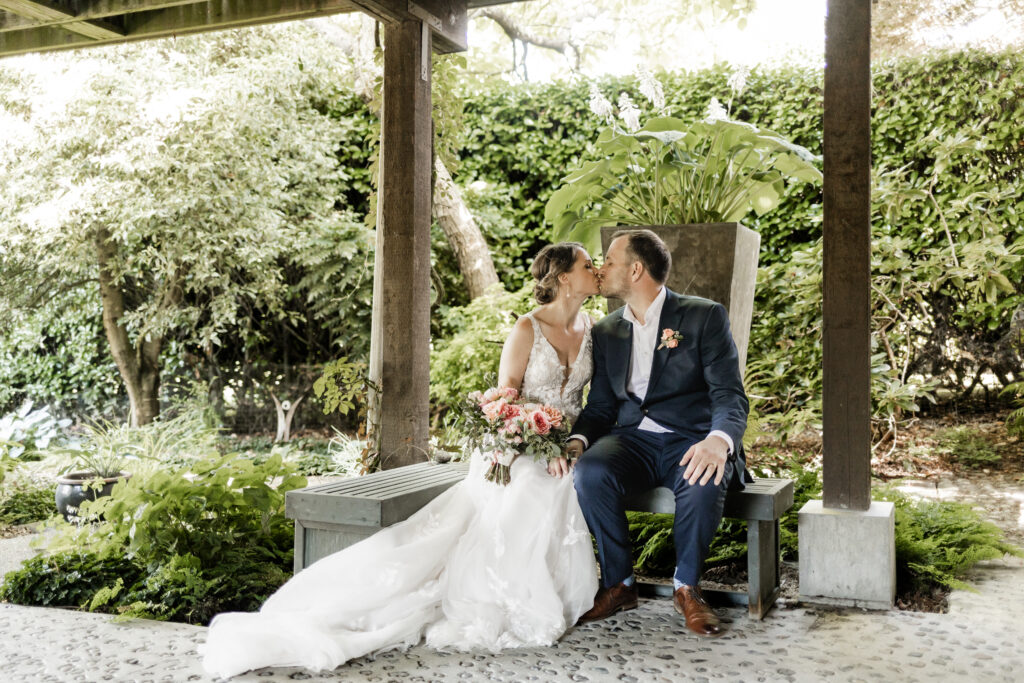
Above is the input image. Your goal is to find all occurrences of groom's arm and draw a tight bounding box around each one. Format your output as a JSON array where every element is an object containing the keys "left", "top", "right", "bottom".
[
  {"left": 699, "top": 303, "right": 748, "bottom": 448},
  {"left": 569, "top": 328, "right": 617, "bottom": 447},
  {"left": 680, "top": 303, "right": 749, "bottom": 486}
]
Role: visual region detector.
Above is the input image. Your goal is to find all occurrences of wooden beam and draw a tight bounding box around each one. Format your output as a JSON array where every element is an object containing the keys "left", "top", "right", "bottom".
[
  {"left": 122, "top": 1, "right": 359, "bottom": 35},
  {"left": 374, "top": 17, "right": 433, "bottom": 469},
  {"left": 0, "top": 0, "right": 124, "bottom": 40},
  {"left": 0, "top": 0, "right": 468, "bottom": 56},
  {"left": 0, "top": 0, "right": 363, "bottom": 55},
  {"left": 355, "top": 1, "right": 466, "bottom": 52},
  {"left": 0, "top": 2, "right": 199, "bottom": 33},
  {"left": 822, "top": 0, "right": 872, "bottom": 511}
]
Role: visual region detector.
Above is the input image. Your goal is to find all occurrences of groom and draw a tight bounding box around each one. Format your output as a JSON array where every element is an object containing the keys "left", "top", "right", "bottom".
[{"left": 567, "top": 229, "right": 750, "bottom": 637}]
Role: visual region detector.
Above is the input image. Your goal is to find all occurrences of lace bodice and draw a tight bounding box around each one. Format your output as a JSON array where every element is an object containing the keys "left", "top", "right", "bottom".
[{"left": 519, "top": 312, "right": 593, "bottom": 425}]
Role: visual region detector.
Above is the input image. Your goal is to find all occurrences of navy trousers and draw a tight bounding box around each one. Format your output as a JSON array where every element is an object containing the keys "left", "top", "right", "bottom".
[{"left": 573, "top": 427, "right": 733, "bottom": 588}]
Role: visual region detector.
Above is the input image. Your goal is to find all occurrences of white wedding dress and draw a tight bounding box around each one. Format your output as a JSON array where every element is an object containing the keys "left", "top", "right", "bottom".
[{"left": 202, "top": 312, "right": 598, "bottom": 679}]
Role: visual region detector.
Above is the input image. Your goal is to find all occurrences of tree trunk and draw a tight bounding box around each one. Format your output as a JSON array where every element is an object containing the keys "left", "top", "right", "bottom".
[
  {"left": 95, "top": 227, "right": 167, "bottom": 426},
  {"left": 311, "top": 20, "right": 499, "bottom": 302},
  {"left": 433, "top": 157, "right": 500, "bottom": 299}
]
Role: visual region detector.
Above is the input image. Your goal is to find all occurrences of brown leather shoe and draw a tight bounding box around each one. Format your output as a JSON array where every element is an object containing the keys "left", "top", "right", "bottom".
[
  {"left": 673, "top": 584, "right": 723, "bottom": 636},
  {"left": 578, "top": 582, "right": 639, "bottom": 623}
]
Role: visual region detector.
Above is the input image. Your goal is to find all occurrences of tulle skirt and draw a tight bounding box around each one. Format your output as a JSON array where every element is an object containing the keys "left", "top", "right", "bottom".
[{"left": 201, "top": 452, "right": 598, "bottom": 679}]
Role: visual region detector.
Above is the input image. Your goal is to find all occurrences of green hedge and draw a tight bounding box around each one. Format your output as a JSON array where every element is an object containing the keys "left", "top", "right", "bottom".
[{"left": 457, "top": 51, "right": 1021, "bottom": 268}]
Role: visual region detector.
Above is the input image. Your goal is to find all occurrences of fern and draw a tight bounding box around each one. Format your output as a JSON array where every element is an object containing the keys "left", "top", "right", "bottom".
[
  {"left": 1001, "top": 381, "right": 1024, "bottom": 438},
  {"left": 878, "top": 488, "right": 1023, "bottom": 593}
]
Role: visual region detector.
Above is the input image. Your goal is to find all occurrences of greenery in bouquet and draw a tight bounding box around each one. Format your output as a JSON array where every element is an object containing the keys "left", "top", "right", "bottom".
[
  {"left": 462, "top": 387, "right": 568, "bottom": 485},
  {"left": 545, "top": 69, "right": 822, "bottom": 254}
]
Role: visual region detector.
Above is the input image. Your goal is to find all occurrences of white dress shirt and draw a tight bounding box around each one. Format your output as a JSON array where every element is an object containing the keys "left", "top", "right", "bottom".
[{"left": 573, "top": 286, "right": 734, "bottom": 454}]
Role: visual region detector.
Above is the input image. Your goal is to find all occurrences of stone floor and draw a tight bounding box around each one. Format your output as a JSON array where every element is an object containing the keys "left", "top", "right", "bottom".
[{"left": 0, "top": 554, "right": 1021, "bottom": 682}]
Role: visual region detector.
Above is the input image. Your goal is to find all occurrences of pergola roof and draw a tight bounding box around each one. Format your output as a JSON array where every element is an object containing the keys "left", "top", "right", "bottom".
[{"left": 0, "top": 0, "right": 511, "bottom": 57}]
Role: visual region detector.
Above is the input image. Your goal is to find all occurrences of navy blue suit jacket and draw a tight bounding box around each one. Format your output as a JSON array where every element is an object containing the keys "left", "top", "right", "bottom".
[{"left": 572, "top": 290, "right": 751, "bottom": 489}]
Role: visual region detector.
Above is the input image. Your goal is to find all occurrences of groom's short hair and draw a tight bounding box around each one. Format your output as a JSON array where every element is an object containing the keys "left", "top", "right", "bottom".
[{"left": 612, "top": 229, "right": 671, "bottom": 284}]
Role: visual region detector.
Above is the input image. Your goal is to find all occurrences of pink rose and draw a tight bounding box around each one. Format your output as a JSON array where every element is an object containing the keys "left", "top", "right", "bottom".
[
  {"left": 540, "top": 405, "right": 563, "bottom": 428},
  {"left": 662, "top": 328, "right": 675, "bottom": 340},
  {"left": 529, "top": 409, "right": 552, "bottom": 435},
  {"left": 500, "top": 387, "right": 519, "bottom": 400},
  {"left": 665, "top": 338, "right": 678, "bottom": 349},
  {"left": 501, "top": 402, "right": 524, "bottom": 420},
  {"left": 482, "top": 398, "right": 506, "bottom": 422},
  {"left": 503, "top": 418, "right": 522, "bottom": 434},
  {"left": 482, "top": 387, "right": 502, "bottom": 403}
]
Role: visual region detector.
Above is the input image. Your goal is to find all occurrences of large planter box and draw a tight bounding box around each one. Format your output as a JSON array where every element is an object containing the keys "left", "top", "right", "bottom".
[{"left": 600, "top": 223, "right": 760, "bottom": 371}]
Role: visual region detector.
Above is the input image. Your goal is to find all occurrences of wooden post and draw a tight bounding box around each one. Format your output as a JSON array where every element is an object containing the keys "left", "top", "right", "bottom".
[
  {"left": 374, "top": 18, "right": 433, "bottom": 469},
  {"left": 822, "top": 0, "right": 872, "bottom": 510}
]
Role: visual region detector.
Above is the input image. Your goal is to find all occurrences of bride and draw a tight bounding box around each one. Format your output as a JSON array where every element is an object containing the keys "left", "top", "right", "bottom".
[{"left": 202, "top": 242, "right": 601, "bottom": 679}]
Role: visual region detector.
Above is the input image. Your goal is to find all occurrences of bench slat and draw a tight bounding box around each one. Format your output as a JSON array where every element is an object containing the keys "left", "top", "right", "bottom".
[
  {"left": 285, "top": 463, "right": 470, "bottom": 526},
  {"left": 623, "top": 478, "right": 794, "bottom": 521}
]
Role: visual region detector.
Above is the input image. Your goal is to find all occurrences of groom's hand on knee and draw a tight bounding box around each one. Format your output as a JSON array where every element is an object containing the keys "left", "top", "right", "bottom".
[{"left": 680, "top": 436, "right": 729, "bottom": 486}]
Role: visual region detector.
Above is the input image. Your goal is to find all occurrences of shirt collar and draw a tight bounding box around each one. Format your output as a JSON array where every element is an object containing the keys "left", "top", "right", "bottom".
[{"left": 623, "top": 286, "right": 667, "bottom": 328}]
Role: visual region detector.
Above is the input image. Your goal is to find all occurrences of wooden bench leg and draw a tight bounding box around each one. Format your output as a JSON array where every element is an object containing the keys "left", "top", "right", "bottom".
[
  {"left": 746, "top": 519, "right": 780, "bottom": 620},
  {"left": 293, "top": 521, "right": 306, "bottom": 575}
]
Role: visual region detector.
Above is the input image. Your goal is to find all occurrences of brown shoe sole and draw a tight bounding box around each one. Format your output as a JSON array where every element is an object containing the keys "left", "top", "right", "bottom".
[
  {"left": 578, "top": 597, "right": 638, "bottom": 623},
  {"left": 673, "top": 599, "right": 724, "bottom": 636}
]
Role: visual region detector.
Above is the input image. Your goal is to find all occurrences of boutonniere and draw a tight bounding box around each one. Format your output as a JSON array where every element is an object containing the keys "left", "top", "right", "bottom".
[{"left": 658, "top": 328, "right": 684, "bottom": 350}]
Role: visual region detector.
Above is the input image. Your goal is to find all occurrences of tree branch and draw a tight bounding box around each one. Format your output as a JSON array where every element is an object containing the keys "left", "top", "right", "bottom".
[{"left": 476, "top": 8, "right": 581, "bottom": 71}]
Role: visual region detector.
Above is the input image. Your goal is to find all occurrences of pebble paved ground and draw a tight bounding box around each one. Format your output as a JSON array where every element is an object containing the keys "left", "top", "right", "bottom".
[{"left": 1, "top": 472, "right": 1021, "bottom": 683}]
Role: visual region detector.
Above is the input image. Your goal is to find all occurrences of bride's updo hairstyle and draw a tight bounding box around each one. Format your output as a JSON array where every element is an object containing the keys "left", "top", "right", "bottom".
[{"left": 531, "top": 242, "right": 584, "bottom": 304}]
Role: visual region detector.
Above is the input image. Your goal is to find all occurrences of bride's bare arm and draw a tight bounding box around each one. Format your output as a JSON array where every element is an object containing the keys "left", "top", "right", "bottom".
[{"left": 497, "top": 315, "right": 534, "bottom": 393}]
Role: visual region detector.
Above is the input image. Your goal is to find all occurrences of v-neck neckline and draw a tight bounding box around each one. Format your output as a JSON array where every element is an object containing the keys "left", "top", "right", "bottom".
[{"left": 531, "top": 313, "right": 587, "bottom": 370}]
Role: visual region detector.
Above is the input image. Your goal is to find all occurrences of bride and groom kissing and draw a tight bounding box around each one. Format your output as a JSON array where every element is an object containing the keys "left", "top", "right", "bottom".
[{"left": 202, "top": 229, "right": 750, "bottom": 679}]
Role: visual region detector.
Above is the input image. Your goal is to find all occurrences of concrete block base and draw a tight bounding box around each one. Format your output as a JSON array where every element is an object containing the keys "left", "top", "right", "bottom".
[{"left": 798, "top": 499, "right": 895, "bottom": 609}]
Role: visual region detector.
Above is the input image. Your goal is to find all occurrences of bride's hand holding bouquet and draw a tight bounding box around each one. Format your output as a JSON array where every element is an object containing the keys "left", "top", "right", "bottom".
[{"left": 464, "top": 386, "right": 568, "bottom": 486}]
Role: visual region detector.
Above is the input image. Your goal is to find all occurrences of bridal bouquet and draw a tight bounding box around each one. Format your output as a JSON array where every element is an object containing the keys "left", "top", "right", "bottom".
[{"left": 464, "top": 387, "right": 568, "bottom": 486}]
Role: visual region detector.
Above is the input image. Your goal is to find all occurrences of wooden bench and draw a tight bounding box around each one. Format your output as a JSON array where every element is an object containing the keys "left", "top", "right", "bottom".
[
  {"left": 624, "top": 477, "right": 794, "bottom": 620},
  {"left": 286, "top": 464, "right": 792, "bottom": 620},
  {"left": 285, "top": 461, "right": 470, "bottom": 573}
]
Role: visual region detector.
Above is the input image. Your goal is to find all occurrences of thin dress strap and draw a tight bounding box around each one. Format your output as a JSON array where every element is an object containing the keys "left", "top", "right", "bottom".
[{"left": 522, "top": 311, "right": 543, "bottom": 344}]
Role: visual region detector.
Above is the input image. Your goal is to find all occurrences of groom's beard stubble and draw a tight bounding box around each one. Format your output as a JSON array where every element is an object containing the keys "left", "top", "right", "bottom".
[{"left": 598, "top": 279, "right": 625, "bottom": 300}]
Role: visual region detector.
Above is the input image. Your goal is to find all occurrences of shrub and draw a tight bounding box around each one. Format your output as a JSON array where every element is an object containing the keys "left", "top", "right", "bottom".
[
  {"left": 935, "top": 427, "right": 1002, "bottom": 469},
  {"left": 0, "top": 472, "right": 55, "bottom": 527},
  {"left": 0, "top": 402, "right": 71, "bottom": 461},
  {"left": 55, "top": 400, "right": 222, "bottom": 477},
  {"left": 876, "top": 488, "right": 1023, "bottom": 593},
  {"left": 1, "top": 452, "right": 305, "bottom": 624},
  {"left": 1002, "top": 381, "right": 1024, "bottom": 438},
  {"left": 429, "top": 284, "right": 536, "bottom": 411},
  {"left": 1, "top": 553, "right": 143, "bottom": 609}
]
